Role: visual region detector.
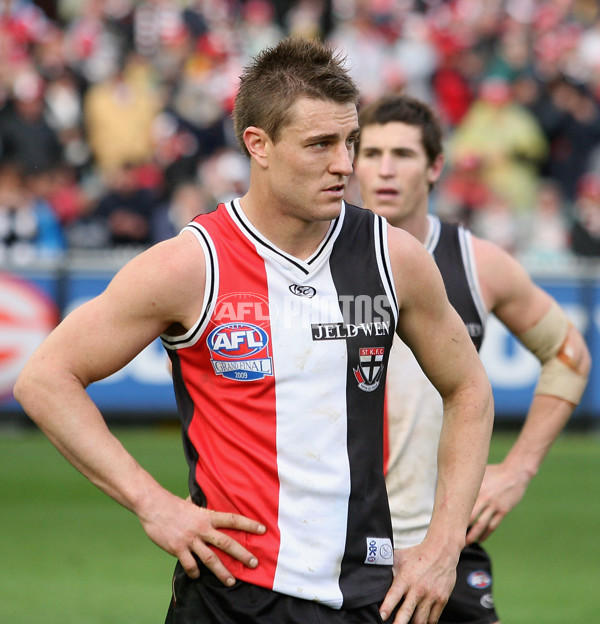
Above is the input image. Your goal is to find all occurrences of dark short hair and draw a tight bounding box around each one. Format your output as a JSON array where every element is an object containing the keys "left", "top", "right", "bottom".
[
  {"left": 233, "top": 37, "right": 359, "bottom": 158},
  {"left": 358, "top": 95, "right": 444, "bottom": 166}
]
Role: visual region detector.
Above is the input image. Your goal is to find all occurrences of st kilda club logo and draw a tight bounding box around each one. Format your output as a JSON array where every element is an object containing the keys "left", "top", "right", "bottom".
[{"left": 353, "top": 347, "right": 385, "bottom": 392}]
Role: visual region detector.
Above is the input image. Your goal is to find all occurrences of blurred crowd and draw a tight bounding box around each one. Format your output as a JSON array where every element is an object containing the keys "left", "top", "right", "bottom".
[{"left": 2, "top": 0, "right": 600, "bottom": 267}]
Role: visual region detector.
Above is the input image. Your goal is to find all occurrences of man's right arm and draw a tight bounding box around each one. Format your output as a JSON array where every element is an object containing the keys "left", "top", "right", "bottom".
[{"left": 13, "top": 233, "right": 266, "bottom": 584}]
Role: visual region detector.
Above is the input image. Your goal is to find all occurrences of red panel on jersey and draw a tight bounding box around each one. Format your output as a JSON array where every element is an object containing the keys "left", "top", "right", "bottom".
[{"left": 180, "top": 206, "right": 281, "bottom": 587}]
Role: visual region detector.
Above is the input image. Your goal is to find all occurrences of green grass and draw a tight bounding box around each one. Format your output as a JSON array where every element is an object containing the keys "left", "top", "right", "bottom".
[
  {"left": 0, "top": 424, "right": 186, "bottom": 624},
  {"left": 0, "top": 425, "right": 598, "bottom": 623},
  {"left": 485, "top": 429, "right": 600, "bottom": 623}
]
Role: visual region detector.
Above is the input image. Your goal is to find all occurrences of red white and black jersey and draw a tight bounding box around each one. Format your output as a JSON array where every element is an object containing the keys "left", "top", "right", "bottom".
[
  {"left": 161, "top": 200, "right": 399, "bottom": 609},
  {"left": 384, "top": 215, "right": 487, "bottom": 548}
]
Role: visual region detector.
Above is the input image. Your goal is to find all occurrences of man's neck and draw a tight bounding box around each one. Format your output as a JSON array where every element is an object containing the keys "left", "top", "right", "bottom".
[
  {"left": 239, "top": 194, "right": 335, "bottom": 261},
  {"left": 389, "top": 211, "right": 430, "bottom": 245}
]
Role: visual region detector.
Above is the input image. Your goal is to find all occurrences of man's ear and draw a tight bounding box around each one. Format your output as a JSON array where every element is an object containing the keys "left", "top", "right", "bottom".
[
  {"left": 427, "top": 153, "right": 445, "bottom": 186},
  {"left": 244, "top": 126, "right": 269, "bottom": 168}
]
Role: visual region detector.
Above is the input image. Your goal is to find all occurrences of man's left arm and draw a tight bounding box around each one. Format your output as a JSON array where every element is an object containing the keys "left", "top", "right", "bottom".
[{"left": 467, "top": 240, "right": 591, "bottom": 544}]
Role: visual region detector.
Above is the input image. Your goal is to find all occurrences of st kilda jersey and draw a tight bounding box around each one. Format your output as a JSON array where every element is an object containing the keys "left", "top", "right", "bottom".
[
  {"left": 161, "top": 199, "right": 399, "bottom": 609},
  {"left": 384, "top": 215, "right": 487, "bottom": 549}
]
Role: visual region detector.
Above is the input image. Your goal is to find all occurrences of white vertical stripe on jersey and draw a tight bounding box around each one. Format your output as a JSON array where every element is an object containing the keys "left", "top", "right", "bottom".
[
  {"left": 458, "top": 227, "right": 488, "bottom": 326},
  {"left": 263, "top": 255, "right": 350, "bottom": 608},
  {"left": 374, "top": 215, "right": 399, "bottom": 327}
]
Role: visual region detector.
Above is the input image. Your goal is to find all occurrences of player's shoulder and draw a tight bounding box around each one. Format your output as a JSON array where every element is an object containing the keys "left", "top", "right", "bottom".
[
  {"left": 387, "top": 220, "right": 433, "bottom": 258},
  {"left": 469, "top": 232, "right": 539, "bottom": 309},
  {"left": 146, "top": 229, "right": 204, "bottom": 267},
  {"left": 470, "top": 232, "right": 520, "bottom": 273},
  {"left": 117, "top": 231, "right": 206, "bottom": 295},
  {"left": 386, "top": 221, "right": 440, "bottom": 288}
]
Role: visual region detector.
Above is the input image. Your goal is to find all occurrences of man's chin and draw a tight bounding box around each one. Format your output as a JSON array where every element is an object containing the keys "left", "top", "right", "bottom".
[
  {"left": 319, "top": 198, "right": 344, "bottom": 219},
  {"left": 369, "top": 202, "right": 399, "bottom": 218}
]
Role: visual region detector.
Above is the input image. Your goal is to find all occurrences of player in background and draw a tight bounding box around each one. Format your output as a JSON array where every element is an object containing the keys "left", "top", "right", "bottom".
[
  {"left": 353, "top": 93, "right": 591, "bottom": 624},
  {"left": 14, "top": 40, "right": 493, "bottom": 624}
]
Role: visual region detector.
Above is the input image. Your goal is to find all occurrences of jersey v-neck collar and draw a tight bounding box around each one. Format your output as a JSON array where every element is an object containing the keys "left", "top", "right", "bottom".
[{"left": 226, "top": 198, "right": 345, "bottom": 278}]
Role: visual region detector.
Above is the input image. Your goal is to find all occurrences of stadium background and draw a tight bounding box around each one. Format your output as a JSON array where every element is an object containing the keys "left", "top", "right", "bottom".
[{"left": 1, "top": 1, "right": 599, "bottom": 622}]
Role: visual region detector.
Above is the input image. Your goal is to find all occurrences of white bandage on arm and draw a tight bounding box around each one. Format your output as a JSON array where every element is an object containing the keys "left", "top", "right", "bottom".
[{"left": 517, "top": 301, "right": 588, "bottom": 405}]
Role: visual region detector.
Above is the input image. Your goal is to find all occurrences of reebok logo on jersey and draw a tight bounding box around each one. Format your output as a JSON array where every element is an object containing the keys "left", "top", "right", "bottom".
[
  {"left": 207, "top": 322, "right": 273, "bottom": 381},
  {"left": 354, "top": 347, "right": 385, "bottom": 392}
]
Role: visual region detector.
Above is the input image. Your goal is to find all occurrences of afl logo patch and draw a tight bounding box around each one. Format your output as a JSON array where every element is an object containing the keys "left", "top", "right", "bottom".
[
  {"left": 289, "top": 284, "right": 316, "bottom": 298},
  {"left": 207, "top": 323, "right": 273, "bottom": 381},
  {"left": 467, "top": 570, "right": 492, "bottom": 589}
]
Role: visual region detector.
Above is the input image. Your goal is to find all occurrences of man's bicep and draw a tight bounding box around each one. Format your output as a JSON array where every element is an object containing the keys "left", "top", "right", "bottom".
[
  {"left": 40, "top": 239, "right": 201, "bottom": 385},
  {"left": 400, "top": 296, "right": 480, "bottom": 399},
  {"left": 393, "top": 257, "right": 473, "bottom": 395},
  {"left": 476, "top": 238, "right": 552, "bottom": 334},
  {"left": 40, "top": 287, "right": 167, "bottom": 387}
]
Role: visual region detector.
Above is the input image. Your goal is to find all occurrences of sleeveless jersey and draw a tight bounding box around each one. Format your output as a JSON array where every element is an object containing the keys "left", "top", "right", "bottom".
[
  {"left": 161, "top": 200, "right": 399, "bottom": 609},
  {"left": 384, "top": 215, "right": 487, "bottom": 548}
]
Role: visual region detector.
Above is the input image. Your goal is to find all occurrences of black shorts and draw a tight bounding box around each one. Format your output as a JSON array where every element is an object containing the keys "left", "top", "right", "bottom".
[
  {"left": 439, "top": 543, "right": 499, "bottom": 624},
  {"left": 165, "top": 562, "right": 401, "bottom": 624}
]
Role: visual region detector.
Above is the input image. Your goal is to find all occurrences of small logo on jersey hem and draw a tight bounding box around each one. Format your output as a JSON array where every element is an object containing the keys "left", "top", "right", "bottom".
[
  {"left": 365, "top": 537, "right": 393, "bottom": 565},
  {"left": 480, "top": 594, "right": 494, "bottom": 609},
  {"left": 354, "top": 347, "right": 385, "bottom": 392},
  {"left": 467, "top": 570, "right": 492, "bottom": 589},
  {"left": 289, "top": 284, "right": 316, "bottom": 298}
]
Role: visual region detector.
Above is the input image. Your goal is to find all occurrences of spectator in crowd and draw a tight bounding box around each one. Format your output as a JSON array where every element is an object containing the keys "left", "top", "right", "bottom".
[
  {"left": 92, "top": 162, "right": 157, "bottom": 248},
  {"left": 44, "top": 162, "right": 92, "bottom": 226},
  {"left": 163, "top": 37, "right": 234, "bottom": 164},
  {"left": 541, "top": 77, "right": 600, "bottom": 202},
  {"left": 570, "top": 172, "right": 600, "bottom": 257},
  {"left": 388, "top": 12, "right": 439, "bottom": 103},
  {"left": 0, "top": 160, "right": 65, "bottom": 264},
  {"left": 485, "top": 18, "right": 533, "bottom": 84},
  {"left": 328, "top": 5, "right": 394, "bottom": 100},
  {"left": 196, "top": 147, "right": 250, "bottom": 204},
  {"left": 522, "top": 178, "right": 572, "bottom": 263},
  {"left": 61, "top": 0, "right": 128, "bottom": 85},
  {"left": 83, "top": 52, "right": 162, "bottom": 174},
  {"left": 430, "top": 43, "right": 479, "bottom": 129},
  {"left": 449, "top": 76, "right": 548, "bottom": 215},
  {"left": 238, "top": 0, "right": 285, "bottom": 59},
  {"left": 469, "top": 190, "right": 523, "bottom": 255},
  {"left": 435, "top": 153, "right": 493, "bottom": 227},
  {"left": 43, "top": 67, "right": 90, "bottom": 172},
  {"left": 151, "top": 178, "right": 213, "bottom": 243},
  {"left": 0, "top": 69, "right": 63, "bottom": 174},
  {"left": 0, "top": 0, "right": 53, "bottom": 74}
]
